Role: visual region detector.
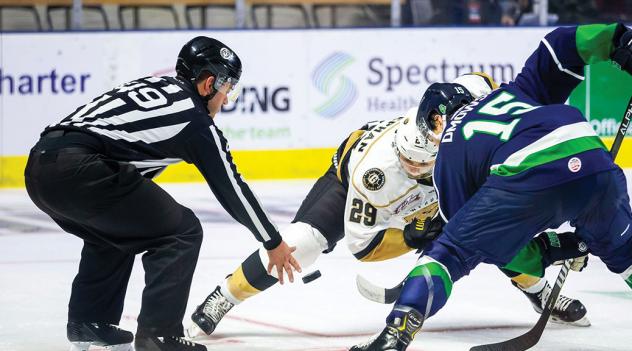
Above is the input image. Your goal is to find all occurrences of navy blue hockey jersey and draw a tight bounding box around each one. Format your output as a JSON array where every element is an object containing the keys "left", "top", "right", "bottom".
[{"left": 435, "top": 24, "right": 624, "bottom": 221}]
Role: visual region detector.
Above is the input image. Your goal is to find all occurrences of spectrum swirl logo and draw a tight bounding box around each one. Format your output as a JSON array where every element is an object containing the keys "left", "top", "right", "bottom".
[{"left": 312, "top": 52, "right": 358, "bottom": 118}]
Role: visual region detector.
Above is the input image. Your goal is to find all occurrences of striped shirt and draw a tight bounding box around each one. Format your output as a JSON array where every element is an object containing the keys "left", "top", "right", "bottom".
[{"left": 44, "top": 75, "right": 282, "bottom": 249}]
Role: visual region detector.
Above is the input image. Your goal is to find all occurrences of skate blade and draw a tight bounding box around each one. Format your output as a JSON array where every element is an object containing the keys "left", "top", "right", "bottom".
[
  {"left": 105, "top": 344, "right": 134, "bottom": 351},
  {"left": 551, "top": 315, "right": 591, "bottom": 327},
  {"left": 69, "top": 342, "right": 133, "bottom": 351},
  {"left": 70, "top": 342, "right": 91, "bottom": 351},
  {"left": 185, "top": 323, "right": 206, "bottom": 339}
]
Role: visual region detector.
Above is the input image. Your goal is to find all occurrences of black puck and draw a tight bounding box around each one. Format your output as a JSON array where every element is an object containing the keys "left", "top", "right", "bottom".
[{"left": 301, "top": 270, "right": 322, "bottom": 284}]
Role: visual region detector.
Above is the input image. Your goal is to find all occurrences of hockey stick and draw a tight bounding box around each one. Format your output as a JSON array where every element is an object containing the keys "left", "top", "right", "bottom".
[
  {"left": 470, "top": 95, "right": 632, "bottom": 351},
  {"left": 356, "top": 274, "right": 404, "bottom": 304}
]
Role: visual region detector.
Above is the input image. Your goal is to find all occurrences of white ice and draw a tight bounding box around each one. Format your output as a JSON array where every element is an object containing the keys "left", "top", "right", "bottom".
[{"left": 1, "top": 174, "right": 632, "bottom": 351}]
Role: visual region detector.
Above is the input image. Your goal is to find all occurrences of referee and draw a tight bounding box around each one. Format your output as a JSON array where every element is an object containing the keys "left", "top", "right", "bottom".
[{"left": 24, "top": 37, "right": 301, "bottom": 351}]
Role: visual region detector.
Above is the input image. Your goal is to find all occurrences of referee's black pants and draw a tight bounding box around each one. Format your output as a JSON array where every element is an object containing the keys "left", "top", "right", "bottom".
[{"left": 24, "top": 142, "right": 203, "bottom": 337}]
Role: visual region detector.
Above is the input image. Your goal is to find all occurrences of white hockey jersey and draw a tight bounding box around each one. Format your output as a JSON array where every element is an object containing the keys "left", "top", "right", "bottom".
[{"left": 341, "top": 117, "right": 438, "bottom": 261}]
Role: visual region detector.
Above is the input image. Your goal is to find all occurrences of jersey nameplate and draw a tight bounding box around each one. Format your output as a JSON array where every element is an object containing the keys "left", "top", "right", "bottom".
[{"left": 442, "top": 99, "right": 481, "bottom": 143}]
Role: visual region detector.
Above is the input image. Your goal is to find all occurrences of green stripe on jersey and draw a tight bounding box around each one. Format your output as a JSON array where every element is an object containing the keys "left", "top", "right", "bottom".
[
  {"left": 623, "top": 267, "right": 632, "bottom": 290},
  {"left": 409, "top": 262, "right": 453, "bottom": 297},
  {"left": 490, "top": 122, "right": 606, "bottom": 177},
  {"left": 576, "top": 23, "right": 618, "bottom": 64}
]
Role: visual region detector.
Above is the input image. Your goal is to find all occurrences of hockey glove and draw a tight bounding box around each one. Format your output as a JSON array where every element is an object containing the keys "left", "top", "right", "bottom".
[
  {"left": 535, "top": 231, "right": 590, "bottom": 272},
  {"left": 611, "top": 24, "right": 632, "bottom": 75},
  {"left": 560, "top": 255, "right": 589, "bottom": 272},
  {"left": 403, "top": 216, "right": 444, "bottom": 250}
]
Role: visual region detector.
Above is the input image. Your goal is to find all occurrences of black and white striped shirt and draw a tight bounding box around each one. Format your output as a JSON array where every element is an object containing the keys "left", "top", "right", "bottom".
[{"left": 44, "top": 76, "right": 282, "bottom": 249}]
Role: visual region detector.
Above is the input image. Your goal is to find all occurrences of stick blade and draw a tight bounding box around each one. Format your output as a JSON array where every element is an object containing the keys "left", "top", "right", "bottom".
[
  {"left": 356, "top": 274, "right": 388, "bottom": 304},
  {"left": 469, "top": 328, "right": 543, "bottom": 351},
  {"left": 355, "top": 275, "right": 403, "bottom": 304}
]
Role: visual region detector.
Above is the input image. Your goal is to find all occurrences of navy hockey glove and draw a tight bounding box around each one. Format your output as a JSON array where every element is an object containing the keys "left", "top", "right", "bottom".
[
  {"left": 535, "top": 231, "right": 589, "bottom": 272},
  {"left": 403, "top": 216, "right": 443, "bottom": 250},
  {"left": 611, "top": 25, "right": 632, "bottom": 75}
]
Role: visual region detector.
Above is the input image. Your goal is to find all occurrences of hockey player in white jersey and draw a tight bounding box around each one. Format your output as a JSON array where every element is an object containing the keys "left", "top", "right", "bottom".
[{"left": 186, "top": 73, "right": 589, "bottom": 339}]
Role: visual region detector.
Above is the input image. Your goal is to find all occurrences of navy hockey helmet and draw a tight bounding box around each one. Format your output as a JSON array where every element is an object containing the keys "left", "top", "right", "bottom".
[
  {"left": 176, "top": 36, "right": 242, "bottom": 90},
  {"left": 415, "top": 82, "right": 474, "bottom": 136}
]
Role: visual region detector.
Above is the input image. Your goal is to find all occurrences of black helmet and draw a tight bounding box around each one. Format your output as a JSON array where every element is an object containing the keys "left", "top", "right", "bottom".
[
  {"left": 176, "top": 36, "right": 242, "bottom": 84},
  {"left": 415, "top": 82, "right": 474, "bottom": 132}
]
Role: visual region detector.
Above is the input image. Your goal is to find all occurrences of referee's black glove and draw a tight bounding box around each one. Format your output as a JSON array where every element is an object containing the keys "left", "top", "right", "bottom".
[
  {"left": 612, "top": 24, "right": 632, "bottom": 75},
  {"left": 403, "top": 216, "right": 444, "bottom": 250}
]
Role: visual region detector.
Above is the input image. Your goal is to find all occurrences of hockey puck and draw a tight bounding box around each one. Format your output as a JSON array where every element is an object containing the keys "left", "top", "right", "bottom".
[{"left": 302, "top": 270, "right": 322, "bottom": 284}]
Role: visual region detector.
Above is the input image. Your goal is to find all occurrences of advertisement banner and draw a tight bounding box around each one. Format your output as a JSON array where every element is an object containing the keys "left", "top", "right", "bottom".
[
  {"left": 0, "top": 27, "right": 550, "bottom": 157},
  {"left": 1, "top": 27, "right": 630, "bottom": 186},
  {"left": 569, "top": 62, "right": 632, "bottom": 137}
]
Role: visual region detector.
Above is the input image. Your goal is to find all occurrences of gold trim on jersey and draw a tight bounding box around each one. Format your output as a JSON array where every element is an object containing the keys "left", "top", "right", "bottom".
[
  {"left": 351, "top": 120, "right": 418, "bottom": 208},
  {"left": 358, "top": 228, "right": 414, "bottom": 262},
  {"left": 226, "top": 266, "right": 262, "bottom": 301},
  {"left": 403, "top": 202, "right": 439, "bottom": 223},
  {"left": 337, "top": 129, "right": 366, "bottom": 183}
]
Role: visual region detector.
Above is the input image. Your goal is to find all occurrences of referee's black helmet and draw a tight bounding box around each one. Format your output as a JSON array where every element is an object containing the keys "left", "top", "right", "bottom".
[{"left": 176, "top": 37, "right": 242, "bottom": 84}]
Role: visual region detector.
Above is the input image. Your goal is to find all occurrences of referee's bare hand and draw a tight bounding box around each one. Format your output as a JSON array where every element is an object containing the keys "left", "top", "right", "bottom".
[{"left": 267, "top": 241, "right": 302, "bottom": 285}]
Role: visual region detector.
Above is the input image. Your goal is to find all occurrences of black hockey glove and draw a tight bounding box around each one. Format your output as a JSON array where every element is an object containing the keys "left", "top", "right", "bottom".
[
  {"left": 534, "top": 231, "right": 590, "bottom": 272},
  {"left": 611, "top": 24, "right": 632, "bottom": 75},
  {"left": 403, "top": 216, "right": 444, "bottom": 250}
]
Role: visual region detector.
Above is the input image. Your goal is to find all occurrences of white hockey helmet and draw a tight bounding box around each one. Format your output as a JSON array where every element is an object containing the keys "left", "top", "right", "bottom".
[
  {"left": 394, "top": 107, "right": 438, "bottom": 178},
  {"left": 395, "top": 107, "right": 439, "bottom": 163},
  {"left": 452, "top": 72, "right": 498, "bottom": 99}
]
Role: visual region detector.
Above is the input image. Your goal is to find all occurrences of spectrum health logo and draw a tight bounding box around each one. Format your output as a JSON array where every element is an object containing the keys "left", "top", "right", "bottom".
[{"left": 312, "top": 52, "right": 358, "bottom": 118}]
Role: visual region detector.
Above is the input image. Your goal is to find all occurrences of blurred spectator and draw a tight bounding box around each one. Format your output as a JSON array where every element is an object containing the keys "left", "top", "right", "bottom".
[
  {"left": 406, "top": 0, "right": 523, "bottom": 26},
  {"left": 403, "top": 0, "right": 629, "bottom": 27},
  {"left": 594, "top": 0, "right": 632, "bottom": 22},
  {"left": 549, "top": 0, "right": 598, "bottom": 24},
  {"left": 500, "top": 0, "right": 530, "bottom": 25}
]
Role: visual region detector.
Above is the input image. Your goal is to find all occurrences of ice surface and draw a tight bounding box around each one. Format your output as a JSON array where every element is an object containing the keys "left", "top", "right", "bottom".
[{"left": 1, "top": 174, "right": 631, "bottom": 351}]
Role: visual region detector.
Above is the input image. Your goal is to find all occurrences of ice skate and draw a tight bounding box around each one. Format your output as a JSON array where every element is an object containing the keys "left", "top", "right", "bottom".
[
  {"left": 187, "top": 285, "right": 234, "bottom": 338},
  {"left": 514, "top": 280, "right": 590, "bottom": 326},
  {"left": 67, "top": 321, "right": 133, "bottom": 351},
  {"left": 134, "top": 335, "right": 207, "bottom": 351},
  {"left": 350, "top": 306, "right": 423, "bottom": 351}
]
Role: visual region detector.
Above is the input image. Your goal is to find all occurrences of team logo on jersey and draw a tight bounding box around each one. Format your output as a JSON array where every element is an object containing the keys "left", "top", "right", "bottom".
[
  {"left": 568, "top": 157, "right": 582, "bottom": 173},
  {"left": 363, "top": 168, "right": 385, "bottom": 191},
  {"left": 220, "top": 48, "right": 234, "bottom": 60}
]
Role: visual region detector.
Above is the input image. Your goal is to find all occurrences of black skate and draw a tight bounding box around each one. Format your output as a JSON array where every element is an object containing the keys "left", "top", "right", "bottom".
[
  {"left": 186, "top": 285, "right": 235, "bottom": 338},
  {"left": 513, "top": 280, "right": 590, "bottom": 327},
  {"left": 350, "top": 306, "right": 424, "bottom": 351},
  {"left": 67, "top": 321, "right": 133, "bottom": 351},
  {"left": 134, "top": 335, "right": 207, "bottom": 351}
]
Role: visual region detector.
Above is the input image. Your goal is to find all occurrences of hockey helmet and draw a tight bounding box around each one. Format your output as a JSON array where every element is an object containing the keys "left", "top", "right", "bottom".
[
  {"left": 453, "top": 72, "right": 498, "bottom": 99},
  {"left": 176, "top": 36, "right": 242, "bottom": 97},
  {"left": 415, "top": 82, "right": 475, "bottom": 141},
  {"left": 394, "top": 107, "right": 438, "bottom": 178},
  {"left": 416, "top": 73, "right": 497, "bottom": 137}
]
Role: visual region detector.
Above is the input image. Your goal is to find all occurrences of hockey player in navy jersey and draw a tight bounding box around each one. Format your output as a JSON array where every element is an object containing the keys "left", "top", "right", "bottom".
[{"left": 351, "top": 23, "right": 632, "bottom": 351}]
